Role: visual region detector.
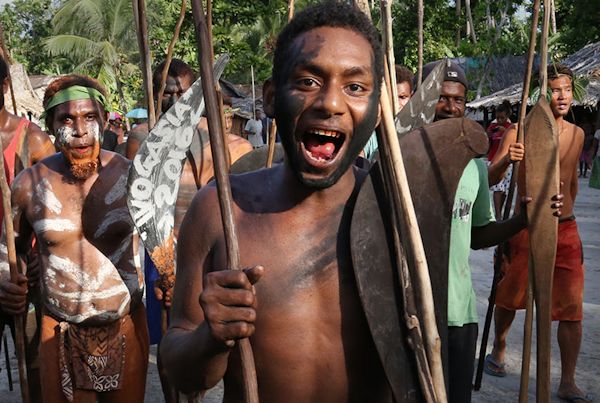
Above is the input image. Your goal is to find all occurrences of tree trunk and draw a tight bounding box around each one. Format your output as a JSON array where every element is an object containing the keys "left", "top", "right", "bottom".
[
  {"left": 476, "top": 0, "right": 512, "bottom": 98},
  {"left": 465, "top": 0, "right": 477, "bottom": 44},
  {"left": 486, "top": 0, "right": 495, "bottom": 29},
  {"left": 455, "top": 0, "right": 461, "bottom": 47},
  {"left": 114, "top": 65, "right": 128, "bottom": 116}
]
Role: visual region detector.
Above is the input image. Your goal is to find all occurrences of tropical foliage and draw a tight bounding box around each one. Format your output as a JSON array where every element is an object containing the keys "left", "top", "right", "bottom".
[{"left": 0, "top": 0, "right": 598, "bottom": 111}]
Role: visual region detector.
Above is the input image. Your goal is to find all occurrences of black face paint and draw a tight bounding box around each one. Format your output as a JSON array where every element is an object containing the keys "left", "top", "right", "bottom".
[{"left": 274, "top": 32, "right": 380, "bottom": 189}]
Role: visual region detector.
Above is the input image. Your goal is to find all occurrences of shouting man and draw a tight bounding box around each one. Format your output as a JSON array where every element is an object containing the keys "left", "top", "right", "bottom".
[
  {"left": 160, "top": 2, "right": 396, "bottom": 401},
  {"left": 0, "top": 75, "right": 148, "bottom": 402},
  {"left": 488, "top": 64, "right": 590, "bottom": 402}
]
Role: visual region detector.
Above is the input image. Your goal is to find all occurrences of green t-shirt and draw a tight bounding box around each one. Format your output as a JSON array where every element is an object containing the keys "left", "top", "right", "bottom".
[{"left": 447, "top": 159, "right": 495, "bottom": 327}]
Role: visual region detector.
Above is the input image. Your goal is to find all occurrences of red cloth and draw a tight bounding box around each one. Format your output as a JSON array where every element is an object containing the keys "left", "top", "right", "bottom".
[
  {"left": 486, "top": 121, "right": 512, "bottom": 161},
  {"left": 495, "top": 219, "right": 584, "bottom": 321},
  {"left": 0, "top": 118, "right": 29, "bottom": 229}
]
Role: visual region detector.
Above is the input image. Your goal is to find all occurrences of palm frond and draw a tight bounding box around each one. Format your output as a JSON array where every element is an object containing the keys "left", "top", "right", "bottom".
[
  {"left": 44, "top": 35, "right": 101, "bottom": 62},
  {"left": 53, "top": 0, "right": 106, "bottom": 38}
]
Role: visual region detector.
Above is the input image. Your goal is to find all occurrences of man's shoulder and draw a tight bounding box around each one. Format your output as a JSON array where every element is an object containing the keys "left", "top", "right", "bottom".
[
  {"left": 100, "top": 149, "right": 131, "bottom": 172},
  {"left": 12, "top": 154, "right": 59, "bottom": 191}
]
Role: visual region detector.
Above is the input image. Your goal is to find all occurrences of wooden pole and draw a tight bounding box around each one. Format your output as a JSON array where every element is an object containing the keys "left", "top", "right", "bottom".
[
  {"left": 518, "top": 283, "right": 534, "bottom": 403},
  {"left": 0, "top": 140, "right": 29, "bottom": 403},
  {"left": 417, "top": 0, "right": 424, "bottom": 88},
  {"left": 133, "top": 0, "right": 156, "bottom": 129},
  {"left": 251, "top": 66, "right": 256, "bottom": 121},
  {"left": 190, "top": 1, "right": 259, "bottom": 402},
  {"left": 473, "top": 0, "right": 541, "bottom": 391},
  {"left": 539, "top": 0, "right": 550, "bottom": 97},
  {"left": 265, "top": 0, "right": 295, "bottom": 168},
  {"left": 0, "top": 22, "right": 18, "bottom": 115},
  {"left": 156, "top": 0, "right": 188, "bottom": 120},
  {"left": 379, "top": 82, "right": 446, "bottom": 403},
  {"left": 356, "top": 1, "right": 445, "bottom": 400},
  {"left": 287, "top": 0, "right": 295, "bottom": 22},
  {"left": 381, "top": 0, "right": 399, "bottom": 115}
]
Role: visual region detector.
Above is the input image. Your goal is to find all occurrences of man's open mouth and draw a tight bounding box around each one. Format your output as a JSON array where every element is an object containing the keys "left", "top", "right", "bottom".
[
  {"left": 72, "top": 145, "right": 92, "bottom": 155},
  {"left": 301, "top": 129, "right": 346, "bottom": 164}
]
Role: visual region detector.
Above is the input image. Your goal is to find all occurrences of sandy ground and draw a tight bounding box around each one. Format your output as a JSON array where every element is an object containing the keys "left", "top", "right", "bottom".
[{"left": 0, "top": 176, "right": 598, "bottom": 402}]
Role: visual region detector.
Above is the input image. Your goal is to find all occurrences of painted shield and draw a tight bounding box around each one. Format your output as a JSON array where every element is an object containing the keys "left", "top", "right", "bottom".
[
  {"left": 351, "top": 118, "right": 488, "bottom": 400},
  {"left": 127, "top": 55, "right": 229, "bottom": 252}
]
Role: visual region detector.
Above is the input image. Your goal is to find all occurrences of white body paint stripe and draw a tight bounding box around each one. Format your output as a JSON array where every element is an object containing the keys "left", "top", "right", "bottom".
[{"left": 33, "top": 219, "right": 77, "bottom": 233}]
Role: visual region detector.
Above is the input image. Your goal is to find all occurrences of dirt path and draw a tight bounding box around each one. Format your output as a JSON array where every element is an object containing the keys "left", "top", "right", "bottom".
[{"left": 0, "top": 178, "right": 597, "bottom": 402}]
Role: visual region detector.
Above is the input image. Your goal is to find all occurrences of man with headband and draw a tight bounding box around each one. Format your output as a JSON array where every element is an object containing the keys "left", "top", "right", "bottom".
[
  {"left": 161, "top": 2, "right": 397, "bottom": 401},
  {"left": 0, "top": 75, "right": 148, "bottom": 402}
]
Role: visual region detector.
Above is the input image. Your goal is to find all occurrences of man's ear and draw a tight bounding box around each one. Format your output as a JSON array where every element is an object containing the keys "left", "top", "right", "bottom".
[
  {"left": 263, "top": 77, "right": 275, "bottom": 118},
  {"left": 2, "top": 78, "right": 8, "bottom": 95},
  {"left": 375, "top": 103, "right": 382, "bottom": 128},
  {"left": 103, "top": 111, "right": 110, "bottom": 131}
]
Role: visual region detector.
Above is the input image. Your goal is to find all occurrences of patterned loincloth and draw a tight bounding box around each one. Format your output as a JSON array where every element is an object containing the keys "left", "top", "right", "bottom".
[{"left": 58, "top": 320, "right": 126, "bottom": 401}]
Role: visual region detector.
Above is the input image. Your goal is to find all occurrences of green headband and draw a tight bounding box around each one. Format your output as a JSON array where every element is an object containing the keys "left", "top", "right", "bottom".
[{"left": 42, "top": 85, "right": 108, "bottom": 119}]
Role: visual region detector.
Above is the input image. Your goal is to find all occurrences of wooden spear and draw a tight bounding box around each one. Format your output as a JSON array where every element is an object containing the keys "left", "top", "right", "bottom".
[
  {"left": 155, "top": 0, "right": 188, "bottom": 120},
  {"left": 416, "top": 0, "right": 424, "bottom": 88},
  {"left": 473, "top": 0, "right": 541, "bottom": 391},
  {"left": 190, "top": 1, "right": 259, "bottom": 402},
  {"left": 132, "top": 0, "right": 156, "bottom": 129},
  {"left": 381, "top": 0, "right": 399, "bottom": 114},
  {"left": 0, "top": 140, "right": 29, "bottom": 403},
  {"left": 358, "top": 1, "right": 446, "bottom": 400},
  {"left": 266, "top": 0, "right": 295, "bottom": 168}
]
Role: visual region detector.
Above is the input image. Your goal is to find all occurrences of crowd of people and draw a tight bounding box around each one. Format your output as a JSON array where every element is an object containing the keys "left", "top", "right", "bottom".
[{"left": 0, "top": 1, "right": 594, "bottom": 402}]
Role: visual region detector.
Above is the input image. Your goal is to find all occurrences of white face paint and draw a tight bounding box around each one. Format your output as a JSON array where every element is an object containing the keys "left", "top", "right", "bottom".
[
  {"left": 89, "top": 120, "right": 100, "bottom": 141},
  {"left": 55, "top": 125, "right": 77, "bottom": 148}
]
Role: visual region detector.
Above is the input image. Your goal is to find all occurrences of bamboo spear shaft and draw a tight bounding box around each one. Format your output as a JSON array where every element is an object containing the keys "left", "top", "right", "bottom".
[
  {"left": 378, "top": 76, "right": 446, "bottom": 403},
  {"left": 190, "top": 1, "right": 259, "bottom": 402},
  {"left": 0, "top": 140, "right": 29, "bottom": 403},
  {"left": 132, "top": 0, "right": 156, "bottom": 129},
  {"left": 381, "top": 0, "right": 399, "bottom": 114},
  {"left": 416, "top": 0, "right": 424, "bottom": 88},
  {"left": 356, "top": 1, "right": 445, "bottom": 400},
  {"left": 0, "top": 22, "right": 18, "bottom": 116},
  {"left": 473, "top": 0, "right": 540, "bottom": 391},
  {"left": 266, "top": 0, "right": 296, "bottom": 168},
  {"left": 155, "top": 0, "right": 188, "bottom": 120}
]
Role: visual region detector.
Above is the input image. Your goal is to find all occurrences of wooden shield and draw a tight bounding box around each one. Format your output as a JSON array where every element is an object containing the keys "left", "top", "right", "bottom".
[
  {"left": 229, "top": 144, "right": 285, "bottom": 174},
  {"left": 351, "top": 118, "right": 488, "bottom": 399},
  {"left": 524, "top": 99, "right": 559, "bottom": 401},
  {"left": 395, "top": 60, "right": 446, "bottom": 138},
  {"left": 127, "top": 55, "right": 228, "bottom": 253}
]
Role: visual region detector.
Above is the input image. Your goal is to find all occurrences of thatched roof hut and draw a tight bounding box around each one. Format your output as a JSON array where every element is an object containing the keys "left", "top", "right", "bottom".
[{"left": 467, "top": 41, "right": 600, "bottom": 110}]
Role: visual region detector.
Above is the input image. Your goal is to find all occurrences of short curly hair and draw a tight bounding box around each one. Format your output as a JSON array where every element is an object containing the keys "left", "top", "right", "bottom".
[
  {"left": 152, "top": 58, "right": 197, "bottom": 94},
  {"left": 272, "top": 1, "right": 383, "bottom": 89},
  {"left": 43, "top": 74, "right": 108, "bottom": 129},
  {"left": 395, "top": 65, "right": 414, "bottom": 91},
  {"left": 547, "top": 63, "right": 573, "bottom": 82}
]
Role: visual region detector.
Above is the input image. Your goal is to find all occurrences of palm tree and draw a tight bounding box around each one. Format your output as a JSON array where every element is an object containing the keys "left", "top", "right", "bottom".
[{"left": 44, "top": 0, "right": 138, "bottom": 113}]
